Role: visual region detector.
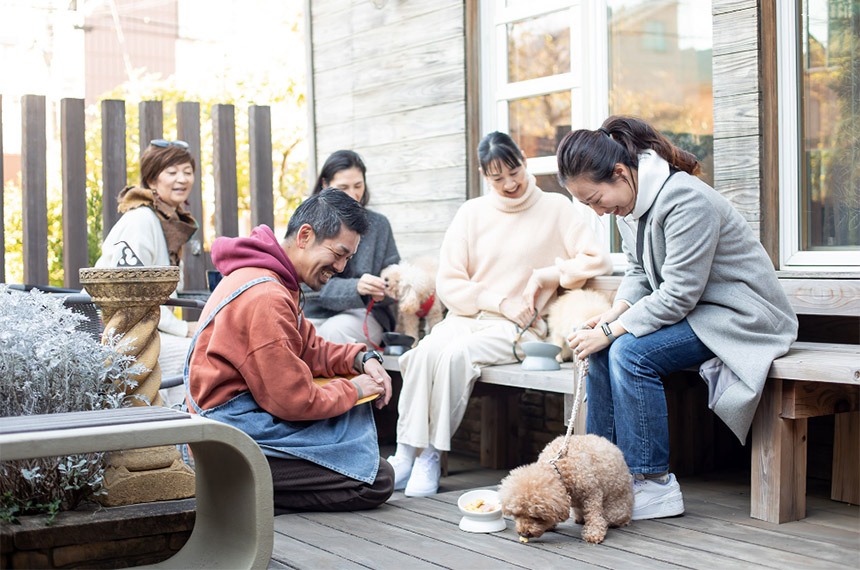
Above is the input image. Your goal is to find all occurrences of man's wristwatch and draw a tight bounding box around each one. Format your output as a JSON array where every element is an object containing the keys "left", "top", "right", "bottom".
[
  {"left": 361, "top": 350, "right": 384, "bottom": 372},
  {"left": 601, "top": 322, "right": 617, "bottom": 343}
]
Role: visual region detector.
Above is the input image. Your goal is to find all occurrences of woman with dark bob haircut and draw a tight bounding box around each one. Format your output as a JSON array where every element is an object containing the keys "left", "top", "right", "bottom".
[
  {"left": 388, "top": 132, "right": 611, "bottom": 497},
  {"left": 95, "top": 139, "right": 200, "bottom": 406},
  {"left": 301, "top": 150, "right": 400, "bottom": 347},
  {"left": 559, "top": 116, "right": 797, "bottom": 521}
]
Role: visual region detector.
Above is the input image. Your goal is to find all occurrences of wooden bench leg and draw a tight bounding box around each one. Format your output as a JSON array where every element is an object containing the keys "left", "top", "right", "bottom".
[
  {"left": 480, "top": 391, "right": 519, "bottom": 469},
  {"left": 832, "top": 410, "right": 860, "bottom": 505},
  {"left": 751, "top": 379, "right": 807, "bottom": 523}
]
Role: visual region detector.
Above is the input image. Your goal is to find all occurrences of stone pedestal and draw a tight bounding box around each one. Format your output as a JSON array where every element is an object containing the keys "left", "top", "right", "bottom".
[{"left": 79, "top": 266, "right": 195, "bottom": 506}]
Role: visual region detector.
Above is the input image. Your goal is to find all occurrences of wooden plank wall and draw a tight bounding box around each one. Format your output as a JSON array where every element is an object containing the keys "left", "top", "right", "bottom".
[
  {"left": 309, "top": 0, "right": 468, "bottom": 260},
  {"left": 712, "top": 0, "right": 763, "bottom": 238}
]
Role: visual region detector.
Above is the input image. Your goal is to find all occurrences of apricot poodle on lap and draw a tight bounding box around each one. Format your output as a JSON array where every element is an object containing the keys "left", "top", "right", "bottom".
[{"left": 498, "top": 434, "right": 633, "bottom": 544}]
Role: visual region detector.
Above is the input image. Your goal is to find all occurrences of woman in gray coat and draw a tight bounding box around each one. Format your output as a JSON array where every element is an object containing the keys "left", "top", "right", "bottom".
[
  {"left": 559, "top": 116, "right": 797, "bottom": 522},
  {"left": 302, "top": 150, "right": 400, "bottom": 347}
]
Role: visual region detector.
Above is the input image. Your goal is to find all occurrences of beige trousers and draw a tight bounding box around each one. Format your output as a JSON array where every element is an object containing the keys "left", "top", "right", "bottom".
[{"left": 396, "top": 313, "right": 546, "bottom": 451}]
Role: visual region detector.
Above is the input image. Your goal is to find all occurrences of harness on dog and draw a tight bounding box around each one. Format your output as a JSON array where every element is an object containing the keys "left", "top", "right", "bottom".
[
  {"left": 547, "top": 327, "right": 590, "bottom": 470},
  {"left": 415, "top": 292, "right": 436, "bottom": 319}
]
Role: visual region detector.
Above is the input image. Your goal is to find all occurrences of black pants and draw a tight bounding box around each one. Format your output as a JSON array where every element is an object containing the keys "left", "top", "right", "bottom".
[{"left": 266, "top": 455, "right": 394, "bottom": 515}]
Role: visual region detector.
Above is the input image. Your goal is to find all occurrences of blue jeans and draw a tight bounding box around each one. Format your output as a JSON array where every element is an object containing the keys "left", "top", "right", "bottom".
[{"left": 586, "top": 319, "right": 715, "bottom": 474}]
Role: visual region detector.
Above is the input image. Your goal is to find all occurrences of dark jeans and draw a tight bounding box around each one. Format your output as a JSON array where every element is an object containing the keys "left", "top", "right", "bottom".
[
  {"left": 266, "top": 455, "right": 394, "bottom": 515},
  {"left": 586, "top": 319, "right": 715, "bottom": 474}
]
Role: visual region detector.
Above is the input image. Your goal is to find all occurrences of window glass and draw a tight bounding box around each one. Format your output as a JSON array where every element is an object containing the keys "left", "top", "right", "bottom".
[
  {"left": 800, "top": 0, "right": 859, "bottom": 250},
  {"left": 508, "top": 91, "right": 571, "bottom": 160},
  {"left": 607, "top": 0, "right": 714, "bottom": 187},
  {"left": 507, "top": 11, "right": 571, "bottom": 83},
  {"left": 535, "top": 173, "right": 567, "bottom": 196}
]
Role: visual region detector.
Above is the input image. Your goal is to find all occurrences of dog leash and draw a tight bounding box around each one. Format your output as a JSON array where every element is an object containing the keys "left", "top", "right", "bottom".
[
  {"left": 511, "top": 309, "right": 540, "bottom": 363},
  {"left": 547, "top": 326, "right": 591, "bottom": 468},
  {"left": 363, "top": 300, "right": 384, "bottom": 351}
]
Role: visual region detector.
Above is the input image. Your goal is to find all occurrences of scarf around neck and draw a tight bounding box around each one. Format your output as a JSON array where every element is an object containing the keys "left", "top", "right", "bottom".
[{"left": 117, "top": 186, "right": 198, "bottom": 266}]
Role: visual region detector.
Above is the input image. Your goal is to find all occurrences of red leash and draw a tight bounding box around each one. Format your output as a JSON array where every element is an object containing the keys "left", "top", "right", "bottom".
[
  {"left": 363, "top": 300, "right": 384, "bottom": 351},
  {"left": 415, "top": 292, "right": 435, "bottom": 318}
]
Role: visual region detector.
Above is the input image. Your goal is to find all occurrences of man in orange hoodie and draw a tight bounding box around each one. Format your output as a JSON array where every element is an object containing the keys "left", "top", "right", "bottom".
[{"left": 186, "top": 188, "right": 394, "bottom": 513}]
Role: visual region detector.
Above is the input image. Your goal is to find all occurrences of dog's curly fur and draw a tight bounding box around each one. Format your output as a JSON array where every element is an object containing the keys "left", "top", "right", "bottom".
[
  {"left": 498, "top": 434, "right": 633, "bottom": 544},
  {"left": 381, "top": 257, "right": 444, "bottom": 344},
  {"left": 545, "top": 289, "right": 612, "bottom": 362}
]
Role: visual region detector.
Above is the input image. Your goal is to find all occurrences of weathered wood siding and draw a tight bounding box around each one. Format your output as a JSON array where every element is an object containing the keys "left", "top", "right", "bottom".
[
  {"left": 712, "top": 0, "right": 762, "bottom": 237},
  {"left": 309, "top": 0, "right": 468, "bottom": 260}
]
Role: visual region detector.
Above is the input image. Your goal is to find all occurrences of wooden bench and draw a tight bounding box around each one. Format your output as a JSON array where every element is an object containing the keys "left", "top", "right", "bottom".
[
  {"left": 384, "top": 275, "right": 860, "bottom": 524},
  {"left": 0, "top": 407, "right": 274, "bottom": 569}
]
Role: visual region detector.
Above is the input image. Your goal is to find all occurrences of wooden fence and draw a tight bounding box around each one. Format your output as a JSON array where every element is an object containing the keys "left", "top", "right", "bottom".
[{"left": 1, "top": 94, "right": 278, "bottom": 291}]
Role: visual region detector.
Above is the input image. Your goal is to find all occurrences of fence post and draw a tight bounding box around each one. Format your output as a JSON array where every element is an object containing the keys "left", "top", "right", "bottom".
[
  {"left": 101, "top": 99, "right": 126, "bottom": 238},
  {"left": 249, "top": 105, "right": 274, "bottom": 230},
  {"left": 212, "top": 104, "right": 239, "bottom": 238},
  {"left": 61, "top": 98, "right": 88, "bottom": 289},
  {"left": 177, "top": 101, "right": 206, "bottom": 318},
  {"left": 0, "top": 94, "right": 5, "bottom": 284},
  {"left": 22, "top": 94, "right": 48, "bottom": 286},
  {"left": 139, "top": 100, "right": 163, "bottom": 158}
]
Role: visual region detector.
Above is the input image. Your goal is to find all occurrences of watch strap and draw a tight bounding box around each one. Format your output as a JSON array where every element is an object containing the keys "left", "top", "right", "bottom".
[{"left": 601, "top": 322, "right": 617, "bottom": 342}]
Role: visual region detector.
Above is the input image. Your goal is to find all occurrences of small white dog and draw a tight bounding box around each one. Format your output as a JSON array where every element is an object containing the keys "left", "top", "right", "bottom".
[
  {"left": 381, "top": 257, "right": 445, "bottom": 344},
  {"left": 545, "top": 289, "right": 612, "bottom": 362}
]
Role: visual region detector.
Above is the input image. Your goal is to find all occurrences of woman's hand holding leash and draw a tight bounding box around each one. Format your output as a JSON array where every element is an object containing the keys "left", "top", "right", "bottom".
[
  {"left": 568, "top": 302, "right": 630, "bottom": 359},
  {"left": 501, "top": 297, "right": 536, "bottom": 330},
  {"left": 357, "top": 273, "right": 387, "bottom": 302}
]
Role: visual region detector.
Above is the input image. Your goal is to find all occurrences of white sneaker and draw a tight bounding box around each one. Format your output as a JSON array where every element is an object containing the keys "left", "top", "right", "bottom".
[
  {"left": 387, "top": 455, "right": 413, "bottom": 491},
  {"left": 404, "top": 451, "right": 441, "bottom": 497},
  {"left": 632, "top": 473, "right": 685, "bottom": 520}
]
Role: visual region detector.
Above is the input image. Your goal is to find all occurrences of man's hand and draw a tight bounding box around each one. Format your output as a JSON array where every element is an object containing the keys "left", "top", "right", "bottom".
[
  {"left": 360, "top": 358, "right": 392, "bottom": 408},
  {"left": 356, "top": 273, "right": 387, "bottom": 302}
]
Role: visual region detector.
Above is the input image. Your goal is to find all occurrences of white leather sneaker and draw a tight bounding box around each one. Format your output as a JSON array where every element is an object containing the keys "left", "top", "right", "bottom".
[
  {"left": 404, "top": 451, "right": 441, "bottom": 497},
  {"left": 632, "top": 473, "right": 685, "bottom": 520},
  {"left": 386, "top": 455, "right": 413, "bottom": 491}
]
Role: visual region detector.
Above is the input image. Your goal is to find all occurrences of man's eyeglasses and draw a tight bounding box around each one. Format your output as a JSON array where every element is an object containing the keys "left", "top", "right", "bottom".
[{"left": 150, "top": 139, "right": 190, "bottom": 149}]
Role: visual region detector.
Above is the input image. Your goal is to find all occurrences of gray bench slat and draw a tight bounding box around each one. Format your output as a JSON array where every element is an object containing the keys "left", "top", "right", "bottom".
[{"left": 0, "top": 407, "right": 190, "bottom": 435}]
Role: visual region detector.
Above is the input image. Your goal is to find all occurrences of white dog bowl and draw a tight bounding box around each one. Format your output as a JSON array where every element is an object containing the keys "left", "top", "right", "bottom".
[
  {"left": 457, "top": 489, "right": 506, "bottom": 533},
  {"left": 520, "top": 341, "right": 561, "bottom": 371}
]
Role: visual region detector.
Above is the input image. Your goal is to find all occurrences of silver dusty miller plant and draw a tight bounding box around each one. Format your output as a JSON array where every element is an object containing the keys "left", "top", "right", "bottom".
[{"left": 0, "top": 286, "right": 148, "bottom": 524}]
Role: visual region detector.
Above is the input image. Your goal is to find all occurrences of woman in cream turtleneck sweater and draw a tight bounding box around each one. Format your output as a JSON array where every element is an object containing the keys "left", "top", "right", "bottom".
[{"left": 389, "top": 132, "right": 612, "bottom": 496}]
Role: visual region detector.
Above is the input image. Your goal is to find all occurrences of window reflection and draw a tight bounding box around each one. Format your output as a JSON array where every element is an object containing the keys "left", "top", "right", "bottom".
[
  {"left": 800, "top": 0, "right": 859, "bottom": 250},
  {"left": 507, "top": 11, "right": 570, "bottom": 83},
  {"left": 508, "top": 92, "right": 571, "bottom": 159},
  {"left": 607, "top": 0, "right": 714, "bottom": 187}
]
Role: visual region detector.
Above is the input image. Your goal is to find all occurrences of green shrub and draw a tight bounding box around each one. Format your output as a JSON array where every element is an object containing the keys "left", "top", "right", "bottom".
[{"left": 0, "top": 286, "right": 147, "bottom": 524}]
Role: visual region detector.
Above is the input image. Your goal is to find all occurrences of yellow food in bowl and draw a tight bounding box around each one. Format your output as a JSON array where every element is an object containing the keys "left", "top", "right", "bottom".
[{"left": 463, "top": 498, "right": 499, "bottom": 513}]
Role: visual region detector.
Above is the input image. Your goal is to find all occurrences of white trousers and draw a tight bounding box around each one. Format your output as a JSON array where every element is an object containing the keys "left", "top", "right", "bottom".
[
  {"left": 396, "top": 313, "right": 546, "bottom": 451},
  {"left": 308, "top": 308, "right": 383, "bottom": 348}
]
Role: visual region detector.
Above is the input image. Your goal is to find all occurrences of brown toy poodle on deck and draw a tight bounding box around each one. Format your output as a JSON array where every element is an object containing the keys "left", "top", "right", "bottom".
[{"left": 498, "top": 434, "right": 633, "bottom": 544}]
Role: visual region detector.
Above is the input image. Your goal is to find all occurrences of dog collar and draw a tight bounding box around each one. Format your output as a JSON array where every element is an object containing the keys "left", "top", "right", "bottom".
[{"left": 415, "top": 292, "right": 436, "bottom": 318}]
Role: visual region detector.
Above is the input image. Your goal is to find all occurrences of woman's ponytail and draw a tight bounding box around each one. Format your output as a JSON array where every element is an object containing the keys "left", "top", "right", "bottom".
[{"left": 601, "top": 116, "right": 701, "bottom": 176}]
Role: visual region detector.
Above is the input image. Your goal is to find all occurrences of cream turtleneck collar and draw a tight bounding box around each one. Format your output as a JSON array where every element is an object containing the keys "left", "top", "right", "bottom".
[{"left": 486, "top": 172, "right": 542, "bottom": 213}]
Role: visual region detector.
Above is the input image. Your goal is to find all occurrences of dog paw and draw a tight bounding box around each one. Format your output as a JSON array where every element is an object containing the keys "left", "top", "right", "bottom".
[{"left": 581, "top": 525, "right": 606, "bottom": 544}]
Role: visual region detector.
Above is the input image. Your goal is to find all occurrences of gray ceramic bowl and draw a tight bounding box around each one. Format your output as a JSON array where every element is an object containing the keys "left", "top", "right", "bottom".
[{"left": 520, "top": 341, "right": 562, "bottom": 371}]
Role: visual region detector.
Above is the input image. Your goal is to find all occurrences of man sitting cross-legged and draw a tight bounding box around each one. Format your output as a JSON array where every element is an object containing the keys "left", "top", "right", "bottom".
[{"left": 185, "top": 188, "right": 394, "bottom": 513}]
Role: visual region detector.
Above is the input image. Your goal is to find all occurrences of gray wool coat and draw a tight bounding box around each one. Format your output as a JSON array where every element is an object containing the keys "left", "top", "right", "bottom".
[{"left": 615, "top": 170, "right": 798, "bottom": 443}]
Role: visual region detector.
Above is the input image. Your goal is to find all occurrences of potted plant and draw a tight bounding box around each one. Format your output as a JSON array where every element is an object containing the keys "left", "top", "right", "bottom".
[{"left": 0, "top": 286, "right": 145, "bottom": 525}]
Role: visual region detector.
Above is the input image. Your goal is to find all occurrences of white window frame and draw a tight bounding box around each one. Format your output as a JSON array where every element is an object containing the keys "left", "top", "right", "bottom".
[
  {"left": 480, "top": 0, "right": 619, "bottom": 266},
  {"left": 776, "top": 0, "right": 860, "bottom": 271}
]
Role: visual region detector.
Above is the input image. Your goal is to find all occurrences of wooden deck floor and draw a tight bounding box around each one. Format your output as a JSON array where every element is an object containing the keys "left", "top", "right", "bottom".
[{"left": 268, "top": 452, "right": 858, "bottom": 569}]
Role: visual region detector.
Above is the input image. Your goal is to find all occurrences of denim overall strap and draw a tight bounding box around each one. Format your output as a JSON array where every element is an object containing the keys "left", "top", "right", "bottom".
[{"left": 183, "top": 276, "right": 277, "bottom": 415}]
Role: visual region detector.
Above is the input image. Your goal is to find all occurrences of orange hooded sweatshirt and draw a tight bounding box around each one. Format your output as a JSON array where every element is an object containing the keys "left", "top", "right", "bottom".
[{"left": 187, "top": 225, "right": 363, "bottom": 421}]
